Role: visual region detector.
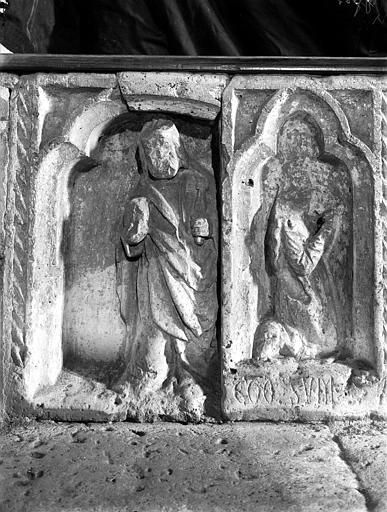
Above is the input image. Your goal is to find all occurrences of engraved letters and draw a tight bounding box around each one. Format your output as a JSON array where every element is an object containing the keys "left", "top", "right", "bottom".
[{"left": 233, "top": 376, "right": 335, "bottom": 407}]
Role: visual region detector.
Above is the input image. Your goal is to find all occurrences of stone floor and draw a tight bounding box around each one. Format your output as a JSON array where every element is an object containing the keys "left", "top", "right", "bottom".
[{"left": 0, "top": 420, "right": 386, "bottom": 512}]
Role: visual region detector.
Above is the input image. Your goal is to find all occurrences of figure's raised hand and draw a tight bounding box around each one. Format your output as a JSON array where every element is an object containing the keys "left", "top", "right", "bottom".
[{"left": 123, "top": 197, "right": 149, "bottom": 245}]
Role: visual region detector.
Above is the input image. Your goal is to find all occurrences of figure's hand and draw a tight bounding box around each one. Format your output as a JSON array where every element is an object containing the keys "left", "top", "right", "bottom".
[
  {"left": 191, "top": 218, "right": 210, "bottom": 239},
  {"left": 123, "top": 197, "right": 149, "bottom": 245}
]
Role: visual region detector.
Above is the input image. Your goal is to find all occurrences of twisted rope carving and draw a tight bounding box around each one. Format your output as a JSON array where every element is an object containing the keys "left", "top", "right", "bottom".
[
  {"left": 11, "top": 90, "right": 32, "bottom": 368},
  {"left": 382, "top": 91, "right": 387, "bottom": 367}
]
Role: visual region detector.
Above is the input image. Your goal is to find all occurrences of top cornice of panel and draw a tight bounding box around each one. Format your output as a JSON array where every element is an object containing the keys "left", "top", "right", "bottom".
[{"left": 0, "top": 55, "right": 385, "bottom": 74}]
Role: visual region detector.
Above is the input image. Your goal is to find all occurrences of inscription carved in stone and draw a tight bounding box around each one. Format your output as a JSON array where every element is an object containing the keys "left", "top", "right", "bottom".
[{"left": 233, "top": 375, "right": 336, "bottom": 407}]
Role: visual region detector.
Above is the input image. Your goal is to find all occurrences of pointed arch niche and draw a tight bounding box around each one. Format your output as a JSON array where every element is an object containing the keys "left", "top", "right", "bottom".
[
  {"left": 20, "top": 98, "right": 127, "bottom": 400},
  {"left": 15, "top": 89, "right": 221, "bottom": 412},
  {"left": 222, "top": 79, "right": 383, "bottom": 376}
]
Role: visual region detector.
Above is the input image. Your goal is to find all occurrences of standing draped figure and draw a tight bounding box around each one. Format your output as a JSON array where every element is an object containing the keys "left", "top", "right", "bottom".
[
  {"left": 253, "top": 115, "right": 349, "bottom": 361},
  {"left": 116, "top": 120, "right": 218, "bottom": 410}
]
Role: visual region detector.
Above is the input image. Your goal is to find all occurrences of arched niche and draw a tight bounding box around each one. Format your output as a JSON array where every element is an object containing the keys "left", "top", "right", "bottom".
[
  {"left": 22, "top": 98, "right": 127, "bottom": 399},
  {"left": 23, "top": 97, "right": 219, "bottom": 399},
  {"left": 224, "top": 87, "right": 381, "bottom": 372},
  {"left": 63, "top": 112, "right": 217, "bottom": 370}
]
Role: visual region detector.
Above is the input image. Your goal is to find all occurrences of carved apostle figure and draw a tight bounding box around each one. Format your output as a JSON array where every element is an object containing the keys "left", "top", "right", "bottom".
[
  {"left": 117, "top": 120, "right": 217, "bottom": 411},
  {"left": 253, "top": 115, "right": 348, "bottom": 361}
]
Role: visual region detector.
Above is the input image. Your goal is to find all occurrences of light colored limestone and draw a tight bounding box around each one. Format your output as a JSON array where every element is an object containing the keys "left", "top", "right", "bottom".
[
  {"left": 115, "top": 119, "right": 218, "bottom": 420},
  {"left": 0, "top": 74, "right": 22, "bottom": 423},
  {"left": 3, "top": 72, "right": 227, "bottom": 423},
  {"left": 332, "top": 421, "right": 387, "bottom": 512},
  {"left": 0, "top": 421, "right": 373, "bottom": 512},
  {"left": 118, "top": 72, "right": 228, "bottom": 120},
  {"left": 6, "top": 75, "right": 125, "bottom": 404},
  {"left": 221, "top": 75, "right": 387, "bottom": 421},
  {"left": 2, "top": 70, "right": 387, "bottom": 424}
]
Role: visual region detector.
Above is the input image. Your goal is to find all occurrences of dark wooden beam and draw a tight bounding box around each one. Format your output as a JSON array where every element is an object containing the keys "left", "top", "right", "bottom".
[{"left": 0, "top": 55, "right": 385, "bottom": 74}]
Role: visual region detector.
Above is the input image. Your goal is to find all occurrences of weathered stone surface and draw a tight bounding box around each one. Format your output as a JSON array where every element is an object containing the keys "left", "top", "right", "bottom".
[
  {"left": 118, "top": 72, "right": 228, "bottom": 120},
  {"left": 221, "top": 75, "right": 387, "bottom": 421},
  {"left": 0, "top": 421, "right": 372, "bottom": 512},
  {"left": 3, "top": 72, "right": 225, "bottom": 423},
  {"left": 5, "top": 74, "right": 125, "bottom": 409},
  {"left": 31, "top": 115, "right": 219, "bottom": 423},
  {"left": 223, "top": 360, "right": 384, "bottom": 422},
  {"left": 2, "top": 70, "right": 387, "bottom": 425},
  {"left": 114, "top": 119, "right": 218, "bottom": 421},
  {"left": 0, "top": 74, "right": 22, "bottom": 423},
  {"left": 331, "top": 420, "right": 387, "bottom": 512}
]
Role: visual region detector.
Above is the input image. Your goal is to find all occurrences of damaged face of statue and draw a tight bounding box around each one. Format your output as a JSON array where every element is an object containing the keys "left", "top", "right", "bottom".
[{"left": 139, "top": 121, "right": 182, "bottom": 179}]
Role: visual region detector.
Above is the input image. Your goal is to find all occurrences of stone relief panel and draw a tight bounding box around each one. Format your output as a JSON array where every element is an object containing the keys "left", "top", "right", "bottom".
[
  {"left": 3, "top": 71, "right": 386, "bottom": 424},
  {"left": 221, "top": 76, "right": 386, "bottom": 421},
  {"left": 5, "top": 72, "right": 226, "bottom": 422},
  {"left": 9, "top": 75, "right": 125, "bottom": 409},
  {"left": 62, "top": 114, "right": 219, "bottom": 420}
]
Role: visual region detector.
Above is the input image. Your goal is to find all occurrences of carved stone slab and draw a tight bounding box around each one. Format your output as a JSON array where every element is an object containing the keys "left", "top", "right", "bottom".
[
  {"left": 3, "top": 72, "right": 228, "bottom": 423},
  {"left": 221, "top": 75, "right": 387, "bottom": 420},
  {"left": 2, "top": 70, "right": 387, "bottom": 424},
  {"left": 118, "top": 72, "right": 227, "bottom": 120}
]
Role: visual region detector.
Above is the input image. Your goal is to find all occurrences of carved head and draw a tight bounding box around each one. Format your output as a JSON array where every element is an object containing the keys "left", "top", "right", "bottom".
[
  {"left": 277, "top": 113, "right": 321, "bottom": 162},
  {"left": 137, "top": 120, "right": 186, "bottom": 180}
]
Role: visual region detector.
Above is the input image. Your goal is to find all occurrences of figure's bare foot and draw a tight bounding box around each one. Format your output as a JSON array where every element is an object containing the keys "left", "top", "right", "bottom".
[{"left": 113, "top": 368, "right": 166, "bottom": 397}]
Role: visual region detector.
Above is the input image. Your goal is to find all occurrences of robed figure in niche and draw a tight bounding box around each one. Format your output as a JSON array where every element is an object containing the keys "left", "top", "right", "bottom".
[
  {"left": 116, "top": 120, "right": 217, "bottom": 411},
  {"left": 253, "top": 113, "right": 351, "bottom": 361}
]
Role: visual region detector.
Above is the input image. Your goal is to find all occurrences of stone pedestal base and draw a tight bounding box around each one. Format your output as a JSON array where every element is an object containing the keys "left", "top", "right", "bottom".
[{"left": 223, "top": 360, "right": 386, "bottom": 421}]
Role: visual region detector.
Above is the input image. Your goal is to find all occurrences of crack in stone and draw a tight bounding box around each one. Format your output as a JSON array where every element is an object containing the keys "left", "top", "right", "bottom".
[{"left": 332, "top": 434, "right": 377, "bottom": 512}]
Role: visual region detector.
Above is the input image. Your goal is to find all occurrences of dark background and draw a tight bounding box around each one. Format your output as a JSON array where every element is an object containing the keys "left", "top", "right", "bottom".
[{"left": 0, "top": 0, "right": 386, "bottom": 56}]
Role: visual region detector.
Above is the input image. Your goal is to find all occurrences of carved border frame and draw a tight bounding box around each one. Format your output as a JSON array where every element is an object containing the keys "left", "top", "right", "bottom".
[{"left": 0, "top": 73, "right": 19, "bottom": 421}]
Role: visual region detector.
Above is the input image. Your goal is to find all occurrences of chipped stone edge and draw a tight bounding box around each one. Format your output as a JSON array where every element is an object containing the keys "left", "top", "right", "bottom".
[
  {"left": 332, "top": 434, "right": 376, "bottom": 512},
  {"left": 0, "top": 74, "right": 20, "bottom": 425},
  {"left": 118, "top": 71, "right": 229, "bottom": 121},
  {"left": 31, "top": 73, "right": 118, "bottom": 89}
]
